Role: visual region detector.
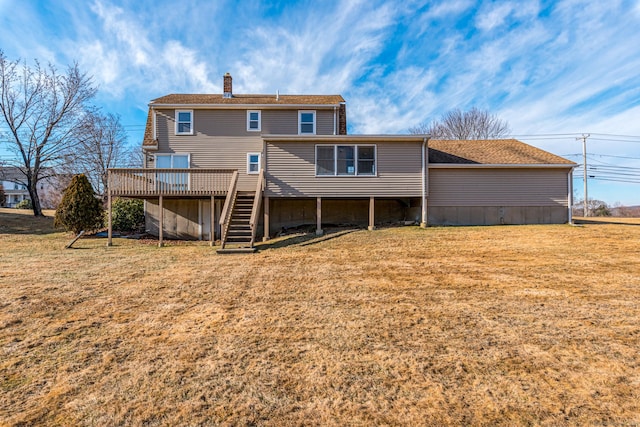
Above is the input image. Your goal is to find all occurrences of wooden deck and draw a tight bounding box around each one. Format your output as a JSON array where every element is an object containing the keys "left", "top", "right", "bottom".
[{"left": 107, "top": 168, "right": 237, "bottom": 197}]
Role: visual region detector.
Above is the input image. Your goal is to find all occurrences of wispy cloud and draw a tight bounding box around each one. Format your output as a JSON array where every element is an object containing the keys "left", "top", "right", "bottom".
[
  {"left": 230, "top": 1, "right": 397, "bottom": 95},
  {"left": 68, "top": 0, "right": 217, "bottom": 98},
  {"left": 475, "top": 2, "right": 515, "bottom": 31}
]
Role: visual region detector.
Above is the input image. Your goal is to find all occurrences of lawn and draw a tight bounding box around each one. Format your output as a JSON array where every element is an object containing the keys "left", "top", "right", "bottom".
[{"left": 1, "top": 208, "right": 639, "bottom": 425}]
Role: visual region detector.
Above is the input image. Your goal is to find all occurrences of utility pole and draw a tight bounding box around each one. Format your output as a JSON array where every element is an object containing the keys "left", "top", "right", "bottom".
[{"left": 577, "top": 134, "right": 590, "bottom": 217}]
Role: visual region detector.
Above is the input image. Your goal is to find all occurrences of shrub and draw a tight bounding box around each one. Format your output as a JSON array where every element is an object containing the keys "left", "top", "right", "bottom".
[
  {"left": 15, "top": 199, "right": 32, "bottom": 209},
  {"left": 54, "top": 174, "right": 104, "bottom": 234},
  {"left": 111, "top": 198, "right": 144, "bottom": 232},
  {"left": 0, "top": 184, "right": 5, "bottom": 207}
]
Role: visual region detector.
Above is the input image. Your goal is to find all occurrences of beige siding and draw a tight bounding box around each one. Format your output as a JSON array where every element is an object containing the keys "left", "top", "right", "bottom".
[
  {"left": 155, "top": 111, "right": 263, "bottom": 191},
  {"left": 157, "top": 109, "right": 256, "bottom": 137},
  {"left": 316, "top": 110, "right": 335, "bottom": 135},
  {"left": 265, "top": 142, "right": 422, "bottom": 197},
  {"left": 156, "top": 108, "right": 336, "bottom": 137},
  {"left": 428, "top": 168, "right": 570, "bottom": 207},
  {"left": 262, "top": 110, "right": 297, "bottom": 134}
]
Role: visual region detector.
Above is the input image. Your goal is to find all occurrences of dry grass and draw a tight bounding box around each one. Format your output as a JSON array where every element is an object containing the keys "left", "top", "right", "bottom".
[{"left": 1, "top": 208, "right": 640, "bottom": 426}]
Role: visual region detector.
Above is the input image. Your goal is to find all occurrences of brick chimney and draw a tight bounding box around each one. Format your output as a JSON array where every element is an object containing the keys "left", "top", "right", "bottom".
[
  {"left": 223, "top": 73, "right": 232, "bottom": 98},
  {"left": 338, "top": 103, "right": 347, "bottom": 135}
]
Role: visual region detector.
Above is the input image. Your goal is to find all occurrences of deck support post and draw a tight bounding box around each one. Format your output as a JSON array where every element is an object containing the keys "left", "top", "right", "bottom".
[
  {"left": 263, "top": 196, "right": 270, "bottom": 241},
  {"left": 420, "top": 198, "right": 428, "bottom": 228},
  {"left": 316, "top": 197, "right": 323, "bottom": 236},
  {"left": 158, "top": 195, "right": 164, "bottom": 248},
  {"left": 368, "top": 196, "right": 375, "bottom": 231},
  {"left": 210, "top": 195, "right": 215, "bottom": 246},
  {"left": 107, "top": 190, "right": 113, "bottom": 246},
  {"left": 421, "top": 137, "right": 428, "bottom": 228}
]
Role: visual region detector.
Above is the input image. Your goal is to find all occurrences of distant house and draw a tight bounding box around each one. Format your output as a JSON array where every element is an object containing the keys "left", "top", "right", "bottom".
[
  {"left": 0, "top": 167, "right": 60, "bottom": 208},
  {"left": 0, "top": 168, "right": 30, "bottom": 208},
  {"left": 107, "top": 74, "right": 576, "bottom": 250}
]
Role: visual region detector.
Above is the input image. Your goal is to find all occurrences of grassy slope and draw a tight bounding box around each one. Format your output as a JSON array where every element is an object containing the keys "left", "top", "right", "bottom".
[{"left": 1, "top": 209, "right": 639, "bottom": 425}]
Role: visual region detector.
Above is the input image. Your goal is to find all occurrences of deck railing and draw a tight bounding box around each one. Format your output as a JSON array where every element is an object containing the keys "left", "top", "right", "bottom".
[
  {"left": 249, "top": 169, "right": 265, "bottom": 246},
  {"left": 108, "top": 168, "right": 237, "bottom": 197}
]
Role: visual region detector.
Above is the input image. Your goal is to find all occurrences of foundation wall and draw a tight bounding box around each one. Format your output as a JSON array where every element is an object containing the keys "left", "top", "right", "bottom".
[{"left": 427, "top": 205, "right": 569, "bottom": 225}]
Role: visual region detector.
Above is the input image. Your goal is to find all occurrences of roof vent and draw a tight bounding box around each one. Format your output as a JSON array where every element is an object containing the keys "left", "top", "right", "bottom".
[
  {"left": 223, "top": 73, "right": 232, "bottom": 98},
  {"left": 276, "top": 90, "right": 279, "bottom": 101}
]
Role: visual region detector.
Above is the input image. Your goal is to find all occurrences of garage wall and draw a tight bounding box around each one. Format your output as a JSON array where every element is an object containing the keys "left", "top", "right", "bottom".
[{"left": 427, "top": 167, "right": 571, "bottom": 225}]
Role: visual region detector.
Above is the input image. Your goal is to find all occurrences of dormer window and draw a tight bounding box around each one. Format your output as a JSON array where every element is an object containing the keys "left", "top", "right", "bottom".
[
  {"left": 299, "top": 110, "right": 316, "bottom": 135},
  {"left": 175, "top": 110, "right": 193, "bottom": 135},
  {"left": 247, "top": 110, "right": 261, "bottom": 132}
]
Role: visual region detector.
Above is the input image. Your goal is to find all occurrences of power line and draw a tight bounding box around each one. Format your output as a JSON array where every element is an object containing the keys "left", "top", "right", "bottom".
[
  {"left": 563, "top": 153, "right": 640, "bottom": 161},
  {"left": 590, "top": 137, "right": 640, "bottom": 144},
  {"left": 589, "top": 132, "right": 640, "bottom": 139}
]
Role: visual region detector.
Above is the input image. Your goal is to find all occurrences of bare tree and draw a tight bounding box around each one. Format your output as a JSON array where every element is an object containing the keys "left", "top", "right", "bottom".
[
  {"left": 0, "top": 50, "right": 96, "bottom": 216},
  {"left": 72, "top": 110, "right": 136, "bottom": 200},
  {"left": 410, "top": 107, "right": 510, "bottom": 140}
]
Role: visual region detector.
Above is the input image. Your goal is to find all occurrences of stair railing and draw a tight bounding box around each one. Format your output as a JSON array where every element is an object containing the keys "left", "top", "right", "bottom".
[
  {"left": 249, "top": 169, "right": 265, "bottom": 246},
  {"left": 219, "top": 170, "right": 239, "bottom": 249}
]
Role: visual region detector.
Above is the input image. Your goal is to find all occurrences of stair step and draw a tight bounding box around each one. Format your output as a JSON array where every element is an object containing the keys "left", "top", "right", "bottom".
[
  {"left": 220, "top": 190, "right": 260, "bottom": 253},
  {"left": 217, "top": 247, "right": 257, "bottom": 254}
]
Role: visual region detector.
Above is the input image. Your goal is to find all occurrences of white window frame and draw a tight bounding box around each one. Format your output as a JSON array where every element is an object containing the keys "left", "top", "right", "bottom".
[
  {"left": 246, "top": 152, "right": 261, "bottom": 175},
  {"left": 246, "top": 110, "right": 261, "bottom": 132},
  {"left": 299, "top": 110, "right": 316, "bottom": 135},
  {"left": 314, "top": 144, "right": 377, "bottom": 177},
  {"left": 154, "top": 153, "right": 191, "bottom": 191},
  {"left": 155, "top": 153, "right": 191, "bottom": 168},
  {"left": 175, "top": 110, "right": 194, "bottom": 135}
]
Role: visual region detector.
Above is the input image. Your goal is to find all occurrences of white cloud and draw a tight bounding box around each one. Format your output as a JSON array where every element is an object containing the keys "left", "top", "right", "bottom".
[
  {"left": 162, "top": 41, "right": 216, "bottom": 93},
  {"left": 90, "top": 1, "right": 151, "bottom": 66},
  {"left": 80, "top": 41, "right": 120, "bottom": 86},
  {"left": 475, "top": 1, "right": 540, "bottom": 31},
  {"left": 475, "top": 3, "right": 515, "bottom": 31},
  {"left": 230, "top": 2, "right": 398, "bottom": 95},
  {"left": 68, "top": 0, "right": 218, "bottom": 98},
  {"left": 426, "top": 0, "right": 474, "bottom": 19}
]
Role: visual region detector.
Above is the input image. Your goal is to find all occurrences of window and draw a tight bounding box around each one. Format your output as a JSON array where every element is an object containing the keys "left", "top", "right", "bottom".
[
  {"left": 316, "top": 146, "right": 335, "bottom": 176},
  {"left": 247, "top": 110, "right": 261, "bottom": 132},
  {"left": 337, "top": 146, "right": 355, "bottom": 175},
  {"left": 357, "top": 146, "right": 376, "bottom": 175},
  {"left": 247, "top": 153, "right": 261, "bottom": 174},
  {"left": 175, "top": 110, "right": 193, "bottom": 135},
  {"left": 299, "top": 110, "right": 316, "bottom": 134},
  {"left": 315, "top": 145, "right": 376, "bottom": 176},
  {"left": 155, "top": 154, "right": 190, "bottom": 190}
]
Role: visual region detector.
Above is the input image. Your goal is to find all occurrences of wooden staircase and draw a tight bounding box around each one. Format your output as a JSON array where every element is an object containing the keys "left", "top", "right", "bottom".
[
  {"left": 217, "top": 169, "right": 264, "bottom": 254},
  {"left": 221, "top": 192, "right": 255, "bottom": 251}
]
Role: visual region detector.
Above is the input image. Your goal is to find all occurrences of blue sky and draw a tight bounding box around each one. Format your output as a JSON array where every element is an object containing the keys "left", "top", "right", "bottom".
[{"left": 1, "top": 0, "right": 640, "bottom": 205}]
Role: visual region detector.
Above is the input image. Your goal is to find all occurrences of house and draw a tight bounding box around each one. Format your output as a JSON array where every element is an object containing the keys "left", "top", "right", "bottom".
[
  {"left": 0, "top": 167, "right": 62, "bottom": 209},
  {"left": 0, "top": 167, "right": 30, "bottom": 207},
  {"left": 106, "top": 74, "right": 575, "bottom": 250}
]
